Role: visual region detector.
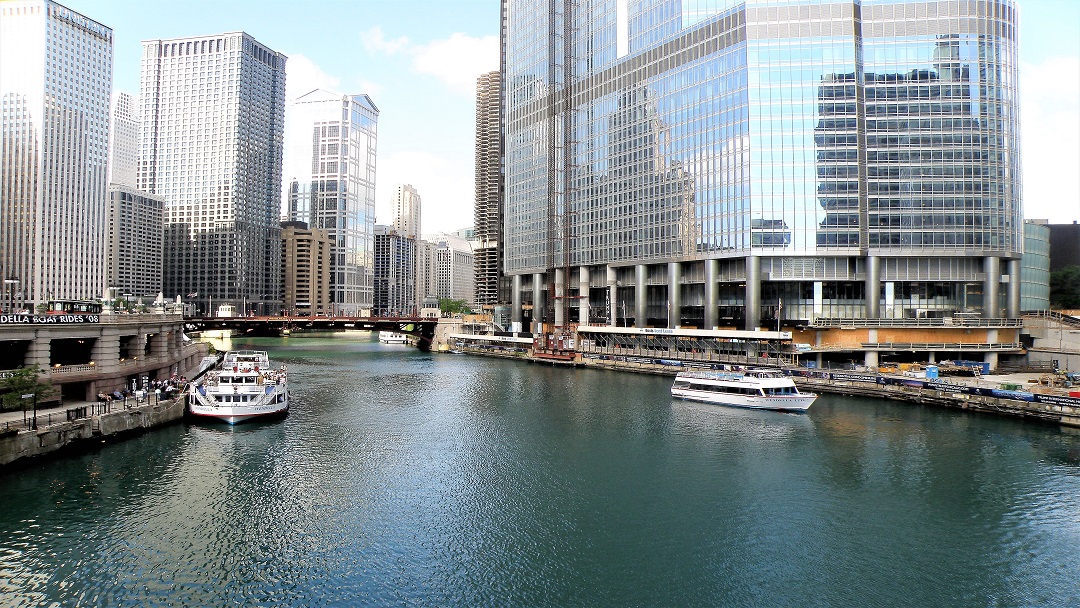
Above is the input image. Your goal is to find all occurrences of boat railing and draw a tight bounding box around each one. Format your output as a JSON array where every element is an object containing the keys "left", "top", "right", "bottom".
[{"left": 677, "top": 371, "right": 745, "bottom": 381}]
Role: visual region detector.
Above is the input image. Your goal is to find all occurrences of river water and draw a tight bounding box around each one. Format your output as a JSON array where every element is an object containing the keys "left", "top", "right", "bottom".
[{"left": 1, "top": 335, "right": 1079, "bottom": 607}]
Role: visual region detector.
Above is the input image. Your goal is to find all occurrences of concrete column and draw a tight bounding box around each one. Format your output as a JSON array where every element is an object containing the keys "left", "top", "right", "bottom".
[
  {"left": 865, "top": 329, "right": 879, "bottom": 369},
  {"left": 511, "top": 275, "right": 523, "bottom": 329},
  {"left": 1006, "top": 259, "right": 1021, "bottom": 318},
  {"left": 554, "top": 268, "right": 565, "bottom": 328},
  {"left": 865, "top": 255, "right": 880, "bottom": 318},
  {"left": 983, "top": 256, "right": 1000, "bottom": 319},
  {"left": 745, "top": 256, "right": 761, "bottom": 330},
  {"left": 92, "top": 333, "right": 120, "bottom": 372},
  {"left": 579, "top": 266, "right": 590, "bottom": 325},
  {"left": 985, "top": 328, "right": 999, "bottom": 372},
  {"left": 705, "top": 259, "right": 719, "bottom": 329},
  {"left": 532, "top": 272, "right": 546, "bottom": 333},
  {"left": 667, "top": 262, "right": 681, "bottom": 329},
  {"left": 635, "top": 264, "right": 648, "bottom": 328},
  {"left": 607, "top": 265, "right": 618, "bottom": 326}
]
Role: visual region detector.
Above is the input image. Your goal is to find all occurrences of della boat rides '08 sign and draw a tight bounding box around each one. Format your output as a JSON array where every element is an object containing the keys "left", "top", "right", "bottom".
[{"left": 0, "top": 314, "right": 100, "bottom": 324}]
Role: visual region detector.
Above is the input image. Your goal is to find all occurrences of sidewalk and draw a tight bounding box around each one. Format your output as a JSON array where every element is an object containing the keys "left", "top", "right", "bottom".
[{"left": 0, "top": 392, "right": 180, "bottom": 432}]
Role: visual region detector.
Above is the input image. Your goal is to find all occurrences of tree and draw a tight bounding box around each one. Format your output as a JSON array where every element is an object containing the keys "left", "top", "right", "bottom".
[
  {"left": 438, "top": 298, "right": 472, "bottom": 316},
  {"left": 0, "top": 366, "right": 57, "bottom": 412},
  {"left": 1049, "top": 265, "right": 1080, "bottom": 309}
]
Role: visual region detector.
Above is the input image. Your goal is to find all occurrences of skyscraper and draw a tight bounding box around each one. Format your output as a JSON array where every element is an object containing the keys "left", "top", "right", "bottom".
[
  {"left": 283, "top": 89, "right": 379, "bottom": 315},
  {"left": 373, "top": 224, "right": 417, "bottom": 316},
  {"left": 1, "top": 0, "right": 113, "bottom": 307},
  {"left": 502, "top": 0, "right": 1022, "bottom": 367},
  {"left": 139, "top": 32, "right": 286, "bottom": 313},
  {"left": 474, "top": 70, "right": 504, "bottom": 312},
  {"left": 393, "top": 184, "right": 422, "bottom": 240},
  {"left": 107, "top": 91, "right": 138, "bottom": 188}
]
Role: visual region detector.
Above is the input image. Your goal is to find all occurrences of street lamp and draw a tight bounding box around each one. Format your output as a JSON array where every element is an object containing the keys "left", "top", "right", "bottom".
[
  {"left": 4, "top": 277, "right": 19, "bottom": 313},
  {"left": 21, "top": 393, "right": 36, "bottom": 430}
]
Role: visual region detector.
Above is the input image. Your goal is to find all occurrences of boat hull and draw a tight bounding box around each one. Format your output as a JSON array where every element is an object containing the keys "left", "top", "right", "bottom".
[
  {"left": 671, "top": 388, "right": 816, "bottom": 412},
  {"left": 188, "top": 403, "right": 289, "bottom": 425}
]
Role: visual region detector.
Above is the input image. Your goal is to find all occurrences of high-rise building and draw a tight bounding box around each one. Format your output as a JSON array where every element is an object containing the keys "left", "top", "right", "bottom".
[
  {"left": 427, "top": 233, "right": 475, "bottom": 307},
  {"left": 107, "top": 91, "right": 139, "bottom": 188},
  {"left": 106, "top": 185, "right": 164, "bottom": 300},
  {"left": 1021, "top": 220, "right": 1050, "bottom": 312},
  {"left": 373, "top": 225, "right": 417, "bottom": 316},
  {"left": 281, "top": 221, "right": 331, "bottom": 317},
  {"left": 139, "top": 32, "right": 286, "bottom": 313},
  {"left": 283, "top": 89, "right": 379, "bottom": 315},
  {"left": 502, "top": 0, "right": 1023, "bottom": 368},
  {"left": 1, "top": 0, "right": 113, "bottom": 308},
  {"left": 474, "top": 70, "right": 504, "bottom": 312},
  {"left": 393, "top": 184, "right": 422, "bottom": 240}
]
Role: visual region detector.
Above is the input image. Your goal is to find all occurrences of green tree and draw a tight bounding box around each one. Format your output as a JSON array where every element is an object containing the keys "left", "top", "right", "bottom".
[
  {"left": 1049, "top": 265, "right": 1080, "bottom": 309},
  {"left": 0, "top": 366, "right": 57, "bottom": 412},
  {"left": 438, "top": 298, "right": 472, "bottom": 315}
]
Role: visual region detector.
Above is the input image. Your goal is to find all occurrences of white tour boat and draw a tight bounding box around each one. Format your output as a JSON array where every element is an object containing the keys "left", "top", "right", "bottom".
[
  {"left": 671, "top": 369, "right": 817, "bottom": 412},
  {"left": 379, "top": 331, "right": 409, "bottom": 344},
  {"left": 188, "top": 350, "right": 289, "bottom": 424}
]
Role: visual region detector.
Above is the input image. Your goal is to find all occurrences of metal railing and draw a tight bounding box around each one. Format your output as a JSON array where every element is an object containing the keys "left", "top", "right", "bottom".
[{"left": 810, "top": 317, "right": 1023, "bottom": 328}]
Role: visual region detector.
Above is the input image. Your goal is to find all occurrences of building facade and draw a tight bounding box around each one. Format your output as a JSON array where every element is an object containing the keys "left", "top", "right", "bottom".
[
  {"left": 280, "top": 221, "right": 331, "bottom": 317},
  {"left": 474, "top": 70, "right": 505, "bottom": 311},
  {"left": 139, "top": 32, "right": 286, "bottom": 314},
  {"left": 107, "top": 91, "right": 139, "bottom": 187},
  {"left": 393, "top": 184, "right": 422, "bottom": 240},
  {"left": 1047, "top": 222, "right": 1080, "bottom": 272},
  {"left": 1, "top": 0, "right": 113, "bottom": 308},
  {"left": 283, "top": 89, "right": 379, "bottom": 315},
  {"left": 1020, "top": 220, "right": 1050, "bottom": 312},
  {"left": 501, "top": 0, "right": 1023, "bottom": 367},
  {"left": 430, "top": 234, "right": 475, "bottom": 307},
  {"left": 106, "top": 185, "right": 164, "bottom": 300},
  {"left": 373, "top": 225, "right": 417, "bottom": 316}
]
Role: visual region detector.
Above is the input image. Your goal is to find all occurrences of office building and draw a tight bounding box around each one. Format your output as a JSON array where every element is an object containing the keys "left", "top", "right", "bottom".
[
  {"left": 502, "top": 0, "right": 1023, "bottom": 368},
  {"left": 427, "top": 234, "right": 475, "bottom": 307},
  {"left": 1, "top": 0, "right": 113, "bottom": 307},
  {"left": 393, "top": 184, "right": 422, "bottom": 240},
  {"left": 140, "top": 32, "right": 286, "bottom": 312},
  {"left": 106, "top": 185, "right": 164, "bottom": 300},
  {"left": 283, "top": 89, "right": 379, "bottom": 315},
  {"left": 107, "top": 91, "right": 139, "bottom": 188},
  {"left": 281, "top": 221, "right": 331, "bottom": 317},
  {"left": 373, "top": 225, "right": 417, "bottom": 316},
  {"left": 474, "top": 71, "right": 504, "bottom": 312}
]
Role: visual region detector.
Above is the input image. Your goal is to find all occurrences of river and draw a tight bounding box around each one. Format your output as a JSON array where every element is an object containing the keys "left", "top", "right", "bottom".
[{"left": 2, "top": 334, "right": 1078, "bottom": 606}]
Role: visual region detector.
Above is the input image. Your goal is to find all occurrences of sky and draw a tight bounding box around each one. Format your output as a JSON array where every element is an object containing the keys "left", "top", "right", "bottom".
[{"left": 65, "top": 0, "right": 1080, "bottom": 233}]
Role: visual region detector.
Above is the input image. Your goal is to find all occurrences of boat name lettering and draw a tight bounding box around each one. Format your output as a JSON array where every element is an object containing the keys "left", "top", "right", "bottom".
[{"left": 0, "top": 314, "right": 99, "bottom": 324}]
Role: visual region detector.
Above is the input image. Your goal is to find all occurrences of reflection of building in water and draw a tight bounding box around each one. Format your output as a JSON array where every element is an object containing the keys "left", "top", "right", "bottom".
[{"left": 502, "top": 0, "right": 1022, "bottom": 370}]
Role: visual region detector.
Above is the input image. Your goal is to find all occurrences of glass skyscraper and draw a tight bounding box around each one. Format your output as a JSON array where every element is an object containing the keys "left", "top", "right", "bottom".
[
  {"left": 140, "top": 32, "right": 286, "bottom": 314},
  {"left": 283, "top": 90, "right": 379, "bottom": 315},
  {"left": 502, "top": 0, "right": 1022, "bottom": 335},
  {"left": 1, "top": 0, "right": 113, "bottom": 307}
]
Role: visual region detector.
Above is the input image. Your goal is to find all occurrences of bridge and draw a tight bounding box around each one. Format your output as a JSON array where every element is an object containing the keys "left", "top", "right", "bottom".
[{"left": 185, "top": 315, "right": 439, "bottom": 350}]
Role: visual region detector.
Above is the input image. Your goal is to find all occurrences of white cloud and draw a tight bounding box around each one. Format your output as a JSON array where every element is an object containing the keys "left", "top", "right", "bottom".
[
  {"left": 285, "top": 54, "right": 341, "bottom": 100},
  {"left": 376, "top": 149, "right": 475, "bottom": 234},
  {"left": 1021, "top": 56, "right": 1080, "bottom": 222},
  {"left": 361, "top": 26, "right": 410, "bottom": 55},
  {"left": 412, "top": 33, "right": 500, "bottom": 95}
]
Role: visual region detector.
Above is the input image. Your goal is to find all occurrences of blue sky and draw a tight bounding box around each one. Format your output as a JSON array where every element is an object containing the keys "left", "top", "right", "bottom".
[{"left": 67, "top": 0, "right": 1079, "bottom": 232}]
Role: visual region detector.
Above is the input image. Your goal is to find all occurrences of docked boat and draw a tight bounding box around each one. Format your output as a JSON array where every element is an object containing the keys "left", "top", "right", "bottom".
[
  {"left": 379, "top": 331, "right": 408, "bottom": 344},
  {"left": 188, "top": 350, "right": 289, "bottom": 424},
  {"left": 671, "top": 369, "right": 817, "bottom": 412}
]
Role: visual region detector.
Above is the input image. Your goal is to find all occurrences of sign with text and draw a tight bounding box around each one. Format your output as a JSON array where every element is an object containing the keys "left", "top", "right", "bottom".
[{"left": 0, "top": 314, "right": 100, "bottom": 324}]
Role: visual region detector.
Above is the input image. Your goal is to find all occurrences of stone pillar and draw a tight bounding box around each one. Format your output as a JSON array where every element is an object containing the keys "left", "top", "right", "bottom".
[
  {"left": 607, "top": 265, "right": 618, "bottom": 326},
  {"left": 579, "top": 266, "right": 590, "bottom": 326},
  {"left": 865, "top": 255, "right": 880, "bottom": 318},
  {"left": 511, "top": 275, "right": 523, "bottom": 329},
  {"left": 705, "top": 259, "right": 719, "bottom": 329},
  {"left": 554, "top": 268, "right": 565, "bottom": 328},
  {"left": 667, "top": 262, "right": 681, "bottom": 329},
  {"left": 26, "top": 336, "right": 50, "bottom": 368},
  {"left": 92, "top": 332, "right": 120, "bottom": 374},
  {"left": 532, "top": 272, "right": 546, "bottom": 333},
  {"left": 1006, "top": 259, "right": 1021, "bottom": 318},
  {"left": 635, "top": 264, "right": 648, "bottom": 328},
  {"left": 983, "top": 256, "right": 1001, "bottom": 319},
  {"left": 745, "top": 256, "right": 761, "bottom": 331}
]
